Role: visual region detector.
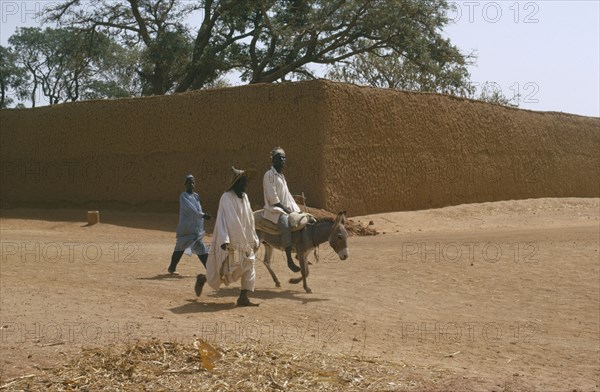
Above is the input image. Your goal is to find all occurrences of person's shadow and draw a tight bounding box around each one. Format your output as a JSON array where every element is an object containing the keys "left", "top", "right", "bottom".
[
  {"left": 169, "top": 288, "right": 329, "bottom": 314},
  {"left": 137, "top": 273, "right": 192, "bottom": 280}
]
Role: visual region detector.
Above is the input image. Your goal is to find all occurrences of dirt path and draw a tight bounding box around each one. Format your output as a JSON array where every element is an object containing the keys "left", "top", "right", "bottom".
[{"left": 1, "top": 198, "right": 598, "bottom": 391}]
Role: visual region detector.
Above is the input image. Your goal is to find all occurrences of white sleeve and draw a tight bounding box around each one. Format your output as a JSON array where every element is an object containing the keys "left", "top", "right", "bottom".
[
  {"left": 290, "top": 198, "right": 301, "bottom": 213},
  {"left": 246, "top": 194, "right": 260, "bottom": 248},
  {"left": 215, "top": 195, "right": 230, "bottom": 246},
  {"left": 264, "top": 171, "right": 281, "bottom": 205}
]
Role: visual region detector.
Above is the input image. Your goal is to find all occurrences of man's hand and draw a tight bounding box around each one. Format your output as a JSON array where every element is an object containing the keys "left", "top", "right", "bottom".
[
  {"left": 203, "top": 213, "right": 212, "bottom": 220},
  {"left": 220, "top": 243, "right": 229, "bottom": 251},
  {"left": 274, "top": 202, "right": 291, "bottom": 214}
]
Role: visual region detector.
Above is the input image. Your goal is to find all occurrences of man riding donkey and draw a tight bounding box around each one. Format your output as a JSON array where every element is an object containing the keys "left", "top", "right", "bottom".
[
  {"left": 256, "top": 147, "right": 348, "bottom": 293},
  {"left": 194, "top": 167, "right": 261, "bottom": 307},
  {"left": 262, "top": 147, "right": 307, "bottom": 273}
]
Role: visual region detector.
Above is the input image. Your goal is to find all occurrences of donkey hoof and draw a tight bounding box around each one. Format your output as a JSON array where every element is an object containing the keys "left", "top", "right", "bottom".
[
  {"left": 305, "top": 288, "right": 312, "bottom": 294},
  {"left": 275, "top": 282, "right": 281, "bottom": 288}
]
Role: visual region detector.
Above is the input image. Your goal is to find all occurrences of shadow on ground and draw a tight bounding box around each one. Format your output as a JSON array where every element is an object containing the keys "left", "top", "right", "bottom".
[{"left": 169, "top": 288, "right": 328, "bottom": 313}]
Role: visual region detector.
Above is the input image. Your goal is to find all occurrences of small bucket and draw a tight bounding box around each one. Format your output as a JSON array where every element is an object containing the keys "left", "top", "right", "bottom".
[{"left": 87, "top": 211, "right": 100, "bottom": 225}]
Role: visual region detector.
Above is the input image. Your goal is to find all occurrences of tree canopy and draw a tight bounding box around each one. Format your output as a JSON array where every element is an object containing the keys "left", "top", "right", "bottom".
[
  {"left": 2, "top": 0, "right": 483, "bottom": 106},
  {"left": 8, "top": 27, "right": 139, "bottom": 106},
  {"left": 0, "top": 45, "right": 28, "bottom": 108},
  {"left": 326, "top": 47, "right": 474, "bottom": 96}
]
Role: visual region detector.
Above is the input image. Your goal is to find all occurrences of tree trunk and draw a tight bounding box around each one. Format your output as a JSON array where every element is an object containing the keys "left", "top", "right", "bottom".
[
  {"left": 149, "top": 65, "right": 167, "bottom": 95},
  {"left": 31, "top": 81, "right": 37, "bottom": 108},
  {"left": 0, "top": 81, "right": 5, "bottom": 108}
]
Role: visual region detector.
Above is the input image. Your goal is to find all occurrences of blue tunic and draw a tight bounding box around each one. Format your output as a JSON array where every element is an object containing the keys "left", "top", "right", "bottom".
[{"left": 174, "top": 191, "right": 208, "bottom": 255}]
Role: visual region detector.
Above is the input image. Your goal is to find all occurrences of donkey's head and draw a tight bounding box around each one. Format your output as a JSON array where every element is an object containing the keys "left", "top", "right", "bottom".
[{"left": 329, "top": 211, "right": 349, "bottom": 260}]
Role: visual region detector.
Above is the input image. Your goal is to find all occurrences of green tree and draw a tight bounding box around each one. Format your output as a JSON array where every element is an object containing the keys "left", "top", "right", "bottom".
[
  {"left": 81, "top": 40, "right": 144, "bottom": 99},
  {"left": 473, "top": 81, "right": 519, "bottom": 107},
  {"left": 8, "top": 28, "right": 46, "bottom": 107},
  {"left": 326, "top": 47, "right": 474, "bottom": 96},
  {"left": 9, "top": 27, "right": 139, "bottom": 106},
  {"left": 0, "top": 45, "right": 29, "bottom": 108},
  {"left": 45, "top": 0, "right": 472, "bottom": 95},
  {"left": 326, "top": 51, "right": 519, "bottom": 107},
  {"left": 45, "top": 0, "right": 201, "bottom": 95},
  {"left": 238, "top": 0, "right": 470, "bottom": 86}
]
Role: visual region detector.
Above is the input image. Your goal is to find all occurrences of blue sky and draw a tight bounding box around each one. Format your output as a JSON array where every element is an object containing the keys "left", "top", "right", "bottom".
[
  {"left": 1, "top": 0, "right": 598, "bottom": 117},
  {"left": 443, "top": 0, "right": 599, "bottom": 116}
]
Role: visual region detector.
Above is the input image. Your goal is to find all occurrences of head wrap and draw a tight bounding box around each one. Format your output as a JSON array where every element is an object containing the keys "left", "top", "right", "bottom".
[
  {"left": 270, "top": 147, "right": 285, "bottom": 159},
  {"left": 225, "top": 167, "right": 257, "bottom": 191},
  {"left": 184, "top": 174, "right": 195, "bottom": 184}
]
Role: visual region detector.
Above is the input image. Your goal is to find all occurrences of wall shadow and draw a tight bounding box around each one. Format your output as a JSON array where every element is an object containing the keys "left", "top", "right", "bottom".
[{"left": 0, "top": 207, "right": 216, "bottom": 234}]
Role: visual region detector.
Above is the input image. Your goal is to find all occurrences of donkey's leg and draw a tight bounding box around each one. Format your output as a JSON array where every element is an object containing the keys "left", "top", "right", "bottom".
[
  {"left": 290, "top": 232, "right": 312, "bottom": 291},
  {"left": 300, "top": 250, "right": 311, "bottom": 293},
  {"left": 289, "top": 249, "right": 311, "bottom": 293},
  {"left": 288, "top": 250, "right": 304, "bottom": 286},
  {"left": 262, "top": 244, "right": 281, "bottom": 288}
]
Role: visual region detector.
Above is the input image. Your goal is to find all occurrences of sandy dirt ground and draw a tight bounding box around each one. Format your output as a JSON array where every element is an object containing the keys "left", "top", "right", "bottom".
[{"left": 0, "top": 198, "right": 598, "bottom": 391}]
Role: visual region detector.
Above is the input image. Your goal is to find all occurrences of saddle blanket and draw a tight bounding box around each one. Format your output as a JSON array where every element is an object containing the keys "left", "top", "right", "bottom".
[{"left": 254, "top": 210, "right": 315, "bottom": 235}]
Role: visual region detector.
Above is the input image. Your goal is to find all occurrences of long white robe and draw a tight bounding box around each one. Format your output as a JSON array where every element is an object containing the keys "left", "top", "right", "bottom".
[
  {"left": 206, "top": 190, "right": 259, "bottom": 291},
  {"left": 262, "top": 166, "right": 301, "bottom": 224}
]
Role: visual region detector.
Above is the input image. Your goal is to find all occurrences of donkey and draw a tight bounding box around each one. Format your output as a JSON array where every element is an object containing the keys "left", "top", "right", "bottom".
[{"left": 255, "top": 211, "right": 349, "bottom": 293}]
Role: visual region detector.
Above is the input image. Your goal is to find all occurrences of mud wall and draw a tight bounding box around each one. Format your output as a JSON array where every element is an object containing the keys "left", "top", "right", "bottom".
[
  {"left": 1, "top": 80, "right": 598, "bottom": 216},
  {"left": 0, "top": 82, "right": 328, "bottom": 213},
  {"left": 320, "top": 82, "right": 600, "bottom": 215}
]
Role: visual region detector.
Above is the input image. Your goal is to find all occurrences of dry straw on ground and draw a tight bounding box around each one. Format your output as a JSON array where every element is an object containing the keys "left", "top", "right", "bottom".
[{"left": 0, "top": 339, "right": 428, "bottom": 391}]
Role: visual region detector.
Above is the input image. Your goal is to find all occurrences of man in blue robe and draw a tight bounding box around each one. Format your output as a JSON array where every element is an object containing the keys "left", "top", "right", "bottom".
[{"left": 168, "top": 174, "right": 211, "bottom": 275}]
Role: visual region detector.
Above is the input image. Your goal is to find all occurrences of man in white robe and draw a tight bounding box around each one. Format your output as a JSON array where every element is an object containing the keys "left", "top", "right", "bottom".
[
  {"left": 196, "top": 167, "right": 260, "bottom": 306},
  {"left": 263, "top": 147, "right": 302, "bottom": 272}
]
